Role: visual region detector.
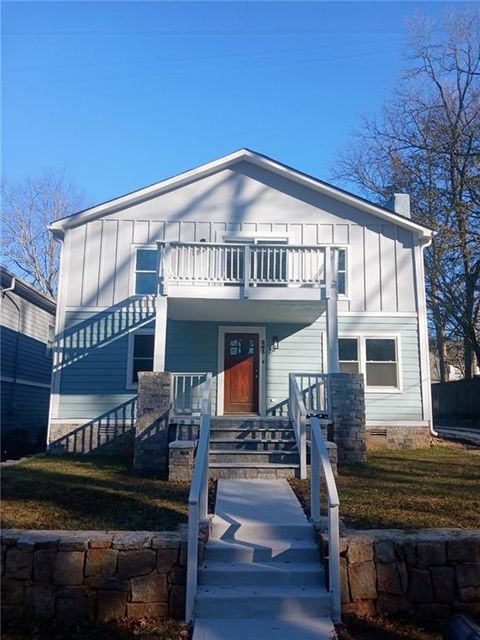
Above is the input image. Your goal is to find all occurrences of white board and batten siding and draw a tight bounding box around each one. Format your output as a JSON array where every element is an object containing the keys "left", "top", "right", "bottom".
[{"left": 63, "top": 165, "right": 417, "bottom": 315}]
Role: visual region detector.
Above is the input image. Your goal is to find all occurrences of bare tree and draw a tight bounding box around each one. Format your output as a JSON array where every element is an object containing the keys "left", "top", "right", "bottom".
[
  {"left": 334, "top": 10, "right": 480, "bottom": 378},
  {"left": 1, "top": 170, "right": 84, "bottom": 298}
]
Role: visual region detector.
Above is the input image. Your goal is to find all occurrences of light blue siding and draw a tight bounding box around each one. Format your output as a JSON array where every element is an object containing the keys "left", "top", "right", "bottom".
[
  {"left": 56, "top": 311, "right": 423, "bottom": 425},
  {"left": 266, "top": 323, "right": 324, "bottom": 415}
]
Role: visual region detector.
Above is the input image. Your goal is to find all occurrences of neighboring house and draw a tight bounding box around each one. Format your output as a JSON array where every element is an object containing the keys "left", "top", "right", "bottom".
[
  {"left": 46, "top": 149, "right": 434, "bottom": 454},
  {"left": 429, "top": 352, "right": 463, "bottom": 383},
  {"left": 1, "top": 266, "right": 56, "bottom": 458}
]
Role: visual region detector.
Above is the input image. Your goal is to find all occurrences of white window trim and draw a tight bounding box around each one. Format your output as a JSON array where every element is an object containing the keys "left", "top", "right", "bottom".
[
  {"left": 218, "top": 231, "right": 293, "bottom": 244},
  {"left": 130, "top": 244, "right": 158, "bottom": 298},
  {"left": 126, "top": 326, "right": 155, "bottom": 390},
  {"left": 337, "top": 247, "right": 349, "bottom": 299},
  {"left": 217, "top": 325, "right": 266, "bottom": 416},
  {"left": 338, "top": 332, "right": 403, "bottom": 393}
]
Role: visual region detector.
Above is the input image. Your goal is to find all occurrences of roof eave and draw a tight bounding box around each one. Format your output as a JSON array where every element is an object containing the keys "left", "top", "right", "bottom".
[{"left": 49, "top": 148, "right": 433, "bottom": 238}]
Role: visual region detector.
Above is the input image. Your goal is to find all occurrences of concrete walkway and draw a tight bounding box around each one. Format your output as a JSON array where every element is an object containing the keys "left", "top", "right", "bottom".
[{"left": 193, "top": 479, "right": 335, "bottom": 640}]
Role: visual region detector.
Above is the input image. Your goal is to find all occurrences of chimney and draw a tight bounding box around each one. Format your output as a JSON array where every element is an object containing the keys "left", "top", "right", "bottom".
[{"left": 388, "top": 193, "right": 411, "bottom": 219}]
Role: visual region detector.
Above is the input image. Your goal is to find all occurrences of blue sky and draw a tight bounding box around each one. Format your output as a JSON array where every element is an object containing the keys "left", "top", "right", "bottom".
[{"left": 2, "top": 1, "right": 472, "bottom": 206}]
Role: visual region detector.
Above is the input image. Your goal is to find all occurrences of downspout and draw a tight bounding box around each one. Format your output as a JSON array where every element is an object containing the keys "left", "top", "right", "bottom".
[
  {"left": 1, "top": 277, "right": 22, "bottom": 429},
  {"left": 419, "top": 237, "right": 438, "bottom": 438}
]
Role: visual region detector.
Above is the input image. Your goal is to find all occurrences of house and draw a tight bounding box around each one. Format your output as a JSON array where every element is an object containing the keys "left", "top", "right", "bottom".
[
  {"left": 1, "top": 266, "right": 56, "bottom": 459},
  {"left": 46, "top": 149, "right": 434, "bottom": 463}
]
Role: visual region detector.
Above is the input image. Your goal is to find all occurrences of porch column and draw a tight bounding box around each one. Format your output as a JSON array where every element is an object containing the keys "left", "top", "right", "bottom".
[
  {"left": 326, "top": 247, "right": 339, "bottom": 373},
  {"left": 153, "top": 295, "right": 167, "bottom": 371}
]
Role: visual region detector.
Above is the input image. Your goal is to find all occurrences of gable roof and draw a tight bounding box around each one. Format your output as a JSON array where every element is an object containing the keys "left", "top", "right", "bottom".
[
  {"left": 48, "top": 148, "right": 434, "bottom": 240},
  {"left": 0, "top": 265, "right": 56, "bottom": 314}
]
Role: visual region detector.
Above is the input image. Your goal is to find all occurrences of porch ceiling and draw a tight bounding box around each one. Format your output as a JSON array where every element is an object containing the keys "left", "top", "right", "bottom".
[{"left": 167, "top": 298, "right": 326, "bottom": 324}]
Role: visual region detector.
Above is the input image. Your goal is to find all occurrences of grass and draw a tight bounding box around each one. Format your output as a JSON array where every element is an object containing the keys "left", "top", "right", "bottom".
[
  {"left": 337, "top": 614, "right": 441, "bottom": 640},
  {"left": 1, "top": 618, "right": 191, "bottom": 640},
  {"left": 290, "top": 444, "right": 480, "bottom": 529},
  {"left": 1, "top": 455, "right": 190, "bottom": 531}
]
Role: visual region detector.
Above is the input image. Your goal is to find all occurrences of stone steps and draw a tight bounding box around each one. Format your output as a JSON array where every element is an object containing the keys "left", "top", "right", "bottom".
[
  {"left": 210, "top": 439, "right": 297, "bottom": 451},
  {"left": 207, "top": 416, "right": 298, "bottom": 479},
  {"left": 210, "top": 450, "right": 299, "bottom": 464}
]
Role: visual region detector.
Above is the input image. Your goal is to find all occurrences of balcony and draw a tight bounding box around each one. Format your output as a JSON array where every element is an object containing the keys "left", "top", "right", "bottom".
[{"left": 158, "top": 241, "right": 338, "bottom": 303}]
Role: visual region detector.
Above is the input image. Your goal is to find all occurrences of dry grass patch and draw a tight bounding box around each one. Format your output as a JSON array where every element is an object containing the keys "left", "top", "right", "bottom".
[
  {"left": 290, "top": 446, "right": 480, "bottom": 529},
  {"left": 336, "top": 614, "right": 441, "bottom": 640},
  {"left": 1, "top": 455, "right": 189, "bottom": 531}
]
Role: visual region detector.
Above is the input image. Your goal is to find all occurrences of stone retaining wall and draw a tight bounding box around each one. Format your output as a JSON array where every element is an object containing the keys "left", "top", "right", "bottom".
[
  {"left": 1, "top": 528, "right": 208, "bottom": 623},
  {"left": 319, "top": 529, "right": 480, "bottom": 619}
]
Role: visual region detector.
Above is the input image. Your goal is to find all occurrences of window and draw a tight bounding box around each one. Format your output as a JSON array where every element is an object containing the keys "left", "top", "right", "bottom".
[
  {"left": 365, "top": 338, "right": 398, "bottom": 387},
  {"left": 339, "top": 338, "right": 359, "bottom": 374},
  {"left": 46, "top": 324, "right": 55, "bottom": 358},
  {"left": 131, "top": 333, "right": 154, "bottom": 384},
  {"left": 337, "top": 249, "right": 347, "bottom": 296},
  {"left": 134, "top": 248, "right": 157, "bottom": 295},
  {"left": 338, "top": 336, "right": 400, "bottom": 390}
]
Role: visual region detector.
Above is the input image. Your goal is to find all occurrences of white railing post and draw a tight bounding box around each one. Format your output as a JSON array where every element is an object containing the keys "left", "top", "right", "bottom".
[
  {"left": 326, "top": 247, "right": 339, "bottom": 374},
  {"left": 185, "top": 372, "right": 212, "bottom": 624},
  {"left": 310, "top": 439, "right": 321, "bottom": 522},
  {"left": 299, "top": 413, "right": 307, "bottom": 479},
  {"left": 243, "top": 244, "right": 250, "bottom": 298}
]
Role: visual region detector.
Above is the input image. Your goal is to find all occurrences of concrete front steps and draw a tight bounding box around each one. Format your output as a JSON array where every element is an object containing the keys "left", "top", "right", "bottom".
[
  {"left": 192, "top": 479, "right": 336, "bottom": 640},
  {"left": 208, "top": 417, "right": 300, "bottom": 479}
]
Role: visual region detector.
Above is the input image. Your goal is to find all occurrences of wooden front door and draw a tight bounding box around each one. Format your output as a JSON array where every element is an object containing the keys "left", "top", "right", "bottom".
[{"left": 224, "top": 333, "right": 259, "bottom": 414}]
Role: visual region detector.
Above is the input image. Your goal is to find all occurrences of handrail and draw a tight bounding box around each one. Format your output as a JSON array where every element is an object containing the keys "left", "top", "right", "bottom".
[
  {"left": 288, "top": 373, "right": 307, "bottom": 479},
  {"left": 294, "top": 373, "right": 330, "bottom": 417},
  {"left": 158, "top": 240, "right": 346, "bottom": 250},
  {"left": 171, "top": 372, "right": 209, "bottom": 415},
  {"left": 185, "top": 372, "right": 212, "bottom": 623},
  {"left": 310, "top": 416, "right": 341, "bottom": 623}
]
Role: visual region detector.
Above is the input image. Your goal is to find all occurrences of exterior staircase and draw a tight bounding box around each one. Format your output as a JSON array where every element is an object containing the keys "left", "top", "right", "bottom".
[
  {"left": 192, "top": 479, "right": 336, "bottom": 640},
  {"left": 209, "top": 416, "right": 300, "bottom": 479},
  {"left": 177, "top": 416, "right": 300, "bottom": 479}
]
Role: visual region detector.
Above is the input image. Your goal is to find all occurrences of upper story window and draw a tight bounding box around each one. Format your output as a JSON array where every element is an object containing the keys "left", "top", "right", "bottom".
[
  {"left": 46, "top": 324, "right": 55, "bottom": 358},
  {"left": 337, "top": 249, "right": 347, "bottom": 296},
  {"left": 134, "top": 248, "right": 157, "bottom": 295},
  {"left": 338, "top": 336, "right": 399, "bottom": 390}
]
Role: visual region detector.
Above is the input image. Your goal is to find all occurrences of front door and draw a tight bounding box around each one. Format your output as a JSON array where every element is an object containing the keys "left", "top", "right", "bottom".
[{"left": 224, "top": 333, "right": 259, "bottom": 414}]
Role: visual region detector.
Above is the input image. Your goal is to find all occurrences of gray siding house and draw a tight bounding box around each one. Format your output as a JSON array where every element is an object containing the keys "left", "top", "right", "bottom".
[
  {"left": 1, "top": 266, "right": 56, "bottom": 458},
  {"left": 47, "top": 149, "right": 434, "bottom": 455}
]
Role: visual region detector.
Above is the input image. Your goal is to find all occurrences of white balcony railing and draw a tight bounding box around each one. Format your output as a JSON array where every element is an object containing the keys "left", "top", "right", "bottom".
[{"left": 159, "top": 241, "right": 329, "bottom": 290}]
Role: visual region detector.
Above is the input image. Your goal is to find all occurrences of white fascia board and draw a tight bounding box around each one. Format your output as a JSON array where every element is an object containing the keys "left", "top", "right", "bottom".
[{"left": 48, "top": 149, "right": 434, "bottom": 239}]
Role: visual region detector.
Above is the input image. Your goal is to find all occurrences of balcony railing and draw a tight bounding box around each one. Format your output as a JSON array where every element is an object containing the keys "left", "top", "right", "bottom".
[{"left": 159, "top": 241, "right": 331, "bottom": 290}]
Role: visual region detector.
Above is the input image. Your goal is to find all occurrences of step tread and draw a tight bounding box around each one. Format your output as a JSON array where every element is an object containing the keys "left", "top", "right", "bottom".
[
  {"left": 200, "top": 561, "right": 323, "bottom": 573},
  {"left": 210, "top": 450, "right": 299, "bottom": 455},
  {"left": 192, "top": 616, "right": 335, "bottom": 640},
  {"left": 196, "top": 585, "right": 329, "bottom": 598},
  {"left": 210, "top": 439, "right": 296, "bottom": 443},
  {"left": 209, "top": 462, "right": 299, "bottom": 469}
]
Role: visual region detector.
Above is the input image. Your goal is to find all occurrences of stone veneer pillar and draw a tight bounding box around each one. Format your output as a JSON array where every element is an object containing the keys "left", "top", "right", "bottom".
[
  {"left": 133, "top": 372, "right": 172, "bottom": 475},
  {"left": 329, "top": 373, "right": 366, "bottom": 465}
]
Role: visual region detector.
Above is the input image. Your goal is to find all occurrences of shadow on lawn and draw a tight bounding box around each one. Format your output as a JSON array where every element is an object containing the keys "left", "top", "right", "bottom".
[{"left": 1, "top": 456, "right": 190, "bottom": 531}]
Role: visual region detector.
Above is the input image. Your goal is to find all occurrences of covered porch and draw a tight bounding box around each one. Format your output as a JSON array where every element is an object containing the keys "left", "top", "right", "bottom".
[{"left": 150, "top": 241, "right": 342, "bottom": 419}]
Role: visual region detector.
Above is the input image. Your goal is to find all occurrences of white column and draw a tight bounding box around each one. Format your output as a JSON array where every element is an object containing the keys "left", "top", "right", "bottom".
[
  {"left": 154, "top": 296, "right": 167, "bottom": 371},
  {"left": 326, "top": 247, "right": 339, "bottom": 373},
  {"left": 154, "top": 243, "right": 168, "bottom": 372}
]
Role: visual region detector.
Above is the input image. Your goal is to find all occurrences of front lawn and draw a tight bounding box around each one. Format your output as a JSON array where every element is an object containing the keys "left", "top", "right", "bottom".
[
  {"left": 290, "top": 445, "right": 480, "bottom": 529},
  {"left": 1, "top": 455, "right": 189, "bottom": 531}
]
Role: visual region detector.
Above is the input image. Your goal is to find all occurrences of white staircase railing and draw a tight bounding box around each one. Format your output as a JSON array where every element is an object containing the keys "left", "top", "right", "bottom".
[
  {"left": 185, "top": 372, "right": 212, "bottom": 623},
  {"left": 288, "top": 373, "right": 341, "bottom": 624},
  {"left": 310, "top": 415, "right": 341, "bottom": 624},
  {"left": 288, "top": 373, "right": 307, "bottom": 479},
  {"left": 171, "top": 372, "right": 210, "bottom": 415},
  {"left": 294, "top": 373, "right": 330, "bottom": 416}
]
